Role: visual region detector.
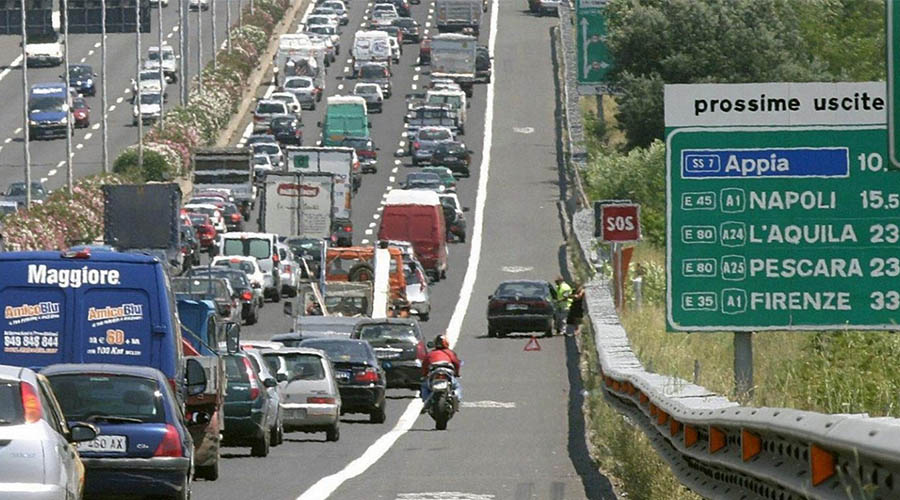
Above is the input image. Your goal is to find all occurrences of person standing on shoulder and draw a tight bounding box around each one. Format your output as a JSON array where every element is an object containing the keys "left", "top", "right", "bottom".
[
  {"left": 566, "top": 284, "right": 585, "bottom": 336},
  {"left": 553, "top": 276, "right": 573, "bottom": 335}
]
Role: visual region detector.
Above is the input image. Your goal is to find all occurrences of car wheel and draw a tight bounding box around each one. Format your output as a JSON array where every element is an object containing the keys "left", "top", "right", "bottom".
[
  {"left": 411, "top": 157, "right": 419, "bottom": 166},
  {"left": 195, "top": 450, "right": 219, "bottom": 481},
  {"left": 272, "top": 289, "right": 282, "bottom": 303},
  {"left": 370, "top": 405, "right": 386, "bottom": 424},
  {"left": 172, "top": 475, "right": 191, "bottom": 500},
  {"left": 246, "top": 309, "right": 258, "bottom": 325},
  {"left": 270, "top": 424, "right": 280, "bottom": 447},
  {"left": 487, "top": 324, "right": 496, "bottom": 337},
  {"left": 326, "top": 422, "right": 340, "bottom": 441},
  {"left": 250, "top": 428, "right": 270, "bottom": 457},
  {"left": 544, "top": 327, "right": 553, "bottom": 338},
  {"left": 277, "top": 421, "right": 285, "bottom": 445},
  {"left": 498, "top": 329, "right": 507, "bottom": 338}
]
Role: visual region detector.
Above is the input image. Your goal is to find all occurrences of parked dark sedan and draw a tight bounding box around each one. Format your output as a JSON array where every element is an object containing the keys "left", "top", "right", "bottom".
[
  {"left": 298, "top": 338, "right": 387, "bottom": 423},
  {"left": 269, "top": 114, "right": 303, "bottom": 145},
  {"left": 351, "top": 318, "right": 426, "bottom": 390},
  {"left": 223, "top": 351, "right": 279, "bottom": 456},
  {"left": 64, "top": 64, "right": 96, "bottom": 96},
  {"left": 431, "top": 141, "right": 473, "bottom": 177},
  {"left": 187, "top": 267, "right": 261, "bottom": 325},
  {"left": 391, "top": 17, "right": 420, "bottom": 43},
  {"left": 487, "top": 280, "right": 557, "bottom": 337}
]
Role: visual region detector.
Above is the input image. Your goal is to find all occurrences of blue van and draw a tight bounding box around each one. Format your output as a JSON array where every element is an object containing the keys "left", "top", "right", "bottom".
[
  {"left": 0, "top": 250, "right": 189, "bottom": 398},
  {"left": 28, "top": 82, "right": 71, "bottom": 139}
]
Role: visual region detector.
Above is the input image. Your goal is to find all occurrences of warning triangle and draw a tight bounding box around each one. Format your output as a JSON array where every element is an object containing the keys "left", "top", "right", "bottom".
[{"left": 523, "top": 336, "right": 541, "bottom": 352}]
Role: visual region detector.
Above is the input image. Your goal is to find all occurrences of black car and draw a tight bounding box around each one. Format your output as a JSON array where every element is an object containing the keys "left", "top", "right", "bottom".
[
  {"left": 222, "top": 202, "right": 244, "bottom": 232},
  {"left": 284, "top": 236, "right": 326, "bottom": 280},
  {"left": 486, "top": 280, "right": 557, "bottom": 338},
  {"left": 269, "top": 114, "right": 303, "bottom": 145},
  {"left": 223, "top": 352, "right": 278, "bottom": 456},
  {"left": 341, "top": 136, "right": 379, "bottom": 173},
  {"left": 64, "top": 64, "right": 96, "bottom": 96},
  {"left": 476, "top": 45, "right": 492, "bottom": 83},
  {"left": 392, "top": 17, "right": 420, "bottom": 43},
  {"left": 358, "top": 63, "right": 392, "bottom": 98},
  {"left": 431, "top": 141, "right": 473, "bottom": 178},
  {"left": 187, "top": 267, "right": 261, "bottom": 325},
  {"left": 298, "top": 337, "right": 387, "bottom": 423},
  {"left": 351, "top": 318, "right": 426, "bottom": 390},
  {"left": 332, "top": 218, "right": 353, "bottom": 247}
]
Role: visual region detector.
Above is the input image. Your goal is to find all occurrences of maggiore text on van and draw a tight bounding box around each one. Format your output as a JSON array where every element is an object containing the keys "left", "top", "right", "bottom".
[{"left": 27, "top": 264, "right": 121, "bottom": 288}]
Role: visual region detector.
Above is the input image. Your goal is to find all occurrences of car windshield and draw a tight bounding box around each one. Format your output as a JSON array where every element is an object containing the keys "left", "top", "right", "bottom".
[
  {"left": 271, "top": 117, "right": 296, "bottom": 128},
  {"left": 307, "top": 16, "right": 331, "bottom": 24},
  {"left": 357, "top": 323, "right": 417, "bottom": 342},
  {"left": 495, "top": 281, "right": 548, "bottom": 297},
  {"left": 419, "top": 129, "right": 451, "bottom": 141},
  {"left": 0, "top": 382, "right": 22, "bottom": 425},
  {"left": 300, "top": 340, "right": 369, "bottom": 362},
  {"left": 440, "top": 143, "right": 466, "bottom": 154},
  {"left": 286, "top": 238, "right": 323, "bottom": 261},
  {"left": 0, "top": 204, "right": 17, "bottom": 217},
  {"left": 29, "top": 96, "right": 65, "bottom": 113},
  {"left": 188, "top": 214, "right": 209, "bottom": 225},
  {"left": 269, "top": 352, "right": 326, "bottom": 381},
  {"left": 257, "top": 102, "right": 285, "bottom": 114},
  {"left": 286, "top": 78, "right": 313, "bottom": 89},
  {"left": 171, "top": 278, "right": 229, "bottom": 298},
  {"left": 190, "top": 269, "right": 250, "bottom": 288},
  {"left": 73, "top": 97, "right": 87, "bottom": 109},
  {"left": 215, "top": 259, "right": 256, "bottom": 274},
  {"left": 360, "top": 66, "right": 386, "bottom": 79},
  {"left": 140, "top": 93, "right": 161, "bottom": 105},
  {"left": 48, "top": 374, "right": 167, "bottom": 423},
  {"left": 223, "top": 237, "right": 272, "bottom": 259},
  {"left": 253, "top": 144, "right": 280, "bottom": 155},
  {"left": 254, "top": 156, "right": 271, "bottom": 165},
  {"left": 393, "top": 18, "right": 414, "bottom": 27},
  {"left": 140, "top": 72, "right": 159, "bottom": 81},
  {"left": 427, "top": 95, "right": 461, "bottom": 108},
  {"left": 225, "top": 355, "right": 251, "bottom": 383},
  {"left": 6, "top": 183, "right": 43, "bottom": 196},
  {"left": 148, "top": 49, "right": 173, "bottom": 61},
  {"left": 69, "top": 65, "right": 91, "bottom": 78},
  {"left": 342, "top": 137, "right": 370, "bottom": 149}
]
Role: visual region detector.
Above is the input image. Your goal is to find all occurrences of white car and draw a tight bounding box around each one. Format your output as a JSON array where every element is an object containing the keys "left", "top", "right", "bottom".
[
  {"left": 372, "top": 3, "right": 399, "bottom": 16},
  {"left": 143, "top": 45, "right": 178, "bottom": 83},
  {"left": 303, "top": 32, "right": 336, "bottom": 63},
  {"left": 321, "top": 0, "right": 349, "bottom": 24},
  {"left": 387, "top": 36, "right": 401, "bottom": 64},
  {"left": 132, "top": 69, "right": 167, "bottom": 99},
  {"left": 211, "top": 255, "right": 270, "bottom": 303},
  {"left": 189, "top": 0, "right": 209, "bottom": 10},
  {"left": 252, "top": 142, "right": 285, "bottom": 169},
  {"left": 184, "top": 203, "right": 227, "bottom": 233},
  {"left": 253, "top": 154, "right": 275, "bottom": 180},
  {"left": 270, "top": 91, "right": 304, "bottom": 116},
  {"left": 306, "top": 14, "right": 340, "bottom": 31},
  {"left": 353, "top": 82, "right": 384, "bottom": 112},
  {"left": 0, "top": 365, "right": 97, "bottom": 500},
  {"left": 283, "top": 76, "right": 321, "bottom": 110},
  {"left": 132, "top": 92, "right": 163, "bottom": 125},
  {"left": 404, "top": 258, "right": 431, "bottom": 320},
  {"left": 276, "top": 242, "right": 303, "bottom": 298}
]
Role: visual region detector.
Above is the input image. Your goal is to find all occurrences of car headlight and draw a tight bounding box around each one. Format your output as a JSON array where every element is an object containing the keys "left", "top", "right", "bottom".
[
  {"left": 59, "top": 117, "right": 67, "bottom": 125},
  {"left": 29, "top": 120, "right": 38, "bottom": 126},
  {"left": 86, "top": 78, "right": 93, "bottom": 86}
]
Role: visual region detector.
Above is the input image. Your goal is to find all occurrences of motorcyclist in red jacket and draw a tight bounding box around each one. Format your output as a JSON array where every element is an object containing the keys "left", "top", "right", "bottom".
[{"left": 420, "top": 334, "right": 462, "bottom": 412}]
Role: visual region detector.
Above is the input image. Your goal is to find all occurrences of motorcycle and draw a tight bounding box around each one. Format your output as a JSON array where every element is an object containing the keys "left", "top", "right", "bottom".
[{"left": 424, "top": 361, "right": 459, "bottom": 430}]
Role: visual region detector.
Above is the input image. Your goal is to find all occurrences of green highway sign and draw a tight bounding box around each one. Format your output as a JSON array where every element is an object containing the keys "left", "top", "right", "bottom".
[
  {"left": 665, "top": 82, "right": 900, "bottom": 331},
  {"left": 889, "top": 0, "right": 900, "bottom": 168},
  {"left": 575, "top": 0, "right": 611, "bottom": 94}
]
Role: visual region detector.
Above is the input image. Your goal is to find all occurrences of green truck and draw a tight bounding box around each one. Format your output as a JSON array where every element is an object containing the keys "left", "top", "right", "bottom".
[{"left": 321, "top": 95, "right": 370, "bottom": 146}]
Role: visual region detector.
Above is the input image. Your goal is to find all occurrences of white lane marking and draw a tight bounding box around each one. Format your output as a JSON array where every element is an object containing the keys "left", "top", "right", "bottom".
[
  {"left": 116, "top": 97, "right": 124, "bottom": 104},
  {"left": 76, "top": 143, "right": 84, "bottom": 150},
  {"left": 14, "top": 128, "right": 21, "bottom": 134},
  {"left": 337, "top": 84, "right": 344, "bottom": 90},
  {"left": 396, "top": 493, "right": 495, "bottom": 500},
  {"left": 172, "top": 26, "right": 179, "bottom": 32},
  {"left": 344, "top": 66, "right": 350, "bottom": 73},
  {"left": 79, "top": 57, "right": 86, "bottom": 63},
  {"left": 124, "top": 88, "right": 131, "bottom": 94},
  {"left": 3, "top": 138, "right": 11, "bottom": 144},
  {"left": 167, "top": 32, "right": 174, "bottom": 39},
  {"left": 388, "top": 175, "right": 395, "bottom": 182},
  {"left": 88, "top": 50, "right": 94, "bottom": 56},
  {"left": 412, "top": 74, "right": 419, "bottom": 81},
  {"left": 395, "top": 148, "right": 403, "bottom": 155},
  {"left": 56, "top": 160, "right": 65, "bottom": 168},
  {"left": 411, "top": 84, "right": 417, "bottom": 90},
  {"left": 84, "top": 132, "right": 93, "bottom": 140},
  {"left": 346, "top": 58, "right": 353, "bottom": 64},
  {"left": 513, "top": 126, "right": 534, "bottom": 134},
  {"left": 394, "top": 159, "right": 401, "bottom": 165},
  {"left": 502, "top": 266, "right": 534, "bottom": 273},
  {"left": 94, "top": 42, "right": 101, "bottom": 48},
  {"left": 398, "top": 140, "right": 405, "bottom": 148},
  {"left": 401, "top": 131, "right": 408, "bottom": 138},
  {"left": 415, "top": 66, "right": 421, "bottom": 72},
  {"left": 461, "top": 401, "right": 516, "bottom": 409},
  {"left": 382, "top": 192, "right": 390, "bottom": 198},
  {"left": 368, "top": 222, "right": 376, "bottom": 228},
  {"left": 391, "top": 167, "right": 398, "bottom": 173},
  {"left": 423, "top": 29, "right": 429, "bottom": 35},
  {"left": 293, "top": 0, "right": 498, "bottom": 498},
  {"left": 373, "top": 213, "right": 380, "bottom": 220},
  {"left": 362, "top": 15, "right": 368, "bottom": 20},
  {"left": 361, "top": 239, "right": 370, "bottom": 244},
  {"left": 0, "top": 146, "right": 4, "bottom": 152},
  {"left": 47, "top": 169, "right": 57, "bottom": 176},
  {"left": 91, "top": 123, "right": 100, "bottom": 130},
  {"left": 109, "top": 105, "right": 116, "bottom": 111},
  {"left": 377, "top": 205, "right": 384, "bottom": 211},
  {"left": 428, "top": 7, "right": 434, "bottom": 12},
  {"left": 364, "top": 228, "right": 373, "bottom": 235},
  {"left": 40, "top": 177, "right": 47, "bottom": 183},
  {"left": 0, "top": 55, "right": 23, "bottom": 83}
]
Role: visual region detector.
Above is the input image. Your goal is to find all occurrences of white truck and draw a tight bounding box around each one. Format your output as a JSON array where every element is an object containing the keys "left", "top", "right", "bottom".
[
  {"left": 260, "top": 172, "right": 335, "bottom": 239},
  {"left": 431, "top": 34, "right": 477, "bottom": 97},
  {"left": 191, "top": 147, "right": 255, "bottom": 219},
  {"left": 351, "top": 30, "right": 392, "bottom": 75},
  {"left": 435, "top": 0, "right": 482, "bottom": 35},
  {"left": 284, "top": 147, "right": 357, "bottom": 220},
  {"left": 425, "top": 88, "right": 468, "bottom": 134},
  {"left": 274, "top": 34, "right": 326, "bottom": 89}
]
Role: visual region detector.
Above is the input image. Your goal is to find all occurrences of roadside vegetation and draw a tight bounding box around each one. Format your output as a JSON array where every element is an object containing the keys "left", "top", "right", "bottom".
[{"left": 574, "top": 1, "right": 896, "bottom": 498}]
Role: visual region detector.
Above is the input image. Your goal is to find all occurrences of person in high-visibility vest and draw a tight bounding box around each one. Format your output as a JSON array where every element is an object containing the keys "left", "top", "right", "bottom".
[{"left": 553, "top": 276, "right": 573, "bottom": 335}]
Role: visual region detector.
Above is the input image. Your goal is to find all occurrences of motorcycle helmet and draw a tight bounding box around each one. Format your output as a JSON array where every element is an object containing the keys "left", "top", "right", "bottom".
[{"left": 434, "top": 334, "right": 449, "bottom": 349}]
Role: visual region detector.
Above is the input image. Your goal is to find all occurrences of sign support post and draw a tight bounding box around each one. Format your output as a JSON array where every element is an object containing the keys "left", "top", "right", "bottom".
[{"left": 733, "top": 332, "right": 753, "bottom": 401}]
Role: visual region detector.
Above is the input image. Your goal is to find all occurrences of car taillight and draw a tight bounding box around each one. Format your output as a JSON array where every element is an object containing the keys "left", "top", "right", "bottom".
[
  {"left": 153, "top": 424, "right": 183, "bottom": 457},
  {"left": 307, "top": 396, "right": 335, "bottom": 404},
  {"left": 273, "top": 253, "right": 280, "bottom": 263},
  {"left": 241, "top": 290, "right": 253, "bottom": 301},
  {"left": 295, "top": 129, "right": 302, "bottom": 137},
  {"left": 242, "top": 356, "right": 260, "bottom": 400},
  {"left": 181, "top": 247, "right": 189, "bottom": 255},
  {"left": 354, "top": 367, "right": 378, "bottom": 383},
  {"left": 416, "top": 340, "right": 427, "bottom": 361},
  {"left": 230, "top": 213, "right": 241, "bottom": 222},
  {"left": 413, "top": 141, "right": 420, "bottom": 149},
  {"left": 19, "top": 382, "right": 43, "bottom": 423},
  {"left": 344, "top": 225, "right": 352, "bottom": 232}
]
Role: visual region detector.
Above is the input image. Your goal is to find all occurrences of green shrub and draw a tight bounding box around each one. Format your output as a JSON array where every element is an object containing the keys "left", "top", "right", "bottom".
[{"left": 112, "top": 149, "right": 173, "bottom": 182}]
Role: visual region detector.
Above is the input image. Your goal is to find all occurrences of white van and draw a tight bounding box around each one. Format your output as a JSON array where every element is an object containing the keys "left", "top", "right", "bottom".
[
  {"left": 352, "top": 30, "right": 392, "bottom": 74},
  {"left": 425, "top": 88, "right": 467, "bottom": 134},
  {"left": 216, "top": 232, "right": 283, "bottom": 301}
]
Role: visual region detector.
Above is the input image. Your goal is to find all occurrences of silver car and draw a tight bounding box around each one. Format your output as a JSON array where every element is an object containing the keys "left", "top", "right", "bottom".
[
  {"left": 282, "top": 76, "right": 320, "bottom": 110},
  {"left": 261, "top": 348, "right": 341, "bottom": 441},
  {"left": 242, "top": 347, "right": 285, "bottom": 447},
  {"left": 404, "top": 258, "right": 431, "bottom": 321},
  {"left": 0, "top": 365, "right": 97, "bottom": 500},
  {"left": 276, "top": 242, "right": 302, "bottom": 298},
  {"left": 411, "top": 126, "right": 455, "bottom": 165}
]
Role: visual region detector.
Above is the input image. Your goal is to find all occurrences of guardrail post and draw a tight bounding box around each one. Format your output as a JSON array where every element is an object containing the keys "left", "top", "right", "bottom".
[
  {"left": 734, "top": 332, "right": 754, "bottom": 401},
  {"left": 632, "top": 276, "right": 642, "bottom": 308}
]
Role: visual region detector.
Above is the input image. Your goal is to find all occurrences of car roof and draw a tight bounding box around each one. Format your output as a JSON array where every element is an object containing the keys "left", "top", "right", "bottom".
[
  {"left": 355, "top": 317, "right": 419, "bottom": 327},
  {"left": 0, "top": 250, "right": 158, "bottom": 264},
  {"left": 0, "top": 364, "right": 30, "bottom": 382},
  {"left": 261, "top": 347, "right": 326, "bottom": 356},
  {"left": 41, "top": 363, "right": 166, "bottom": 380}
]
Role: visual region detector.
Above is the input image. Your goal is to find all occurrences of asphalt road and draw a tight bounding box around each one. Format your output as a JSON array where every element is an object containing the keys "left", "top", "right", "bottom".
[
  {"left": 0, "top": 1, "right": 237, "bottom": 192},
  {"left": 191, "top": 0, "right": 616, "bottom": 498}
]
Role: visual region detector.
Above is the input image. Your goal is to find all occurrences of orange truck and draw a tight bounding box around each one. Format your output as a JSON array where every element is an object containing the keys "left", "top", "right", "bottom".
[{"left": 325, "top": 246, "right": 410, "bottom": 316}]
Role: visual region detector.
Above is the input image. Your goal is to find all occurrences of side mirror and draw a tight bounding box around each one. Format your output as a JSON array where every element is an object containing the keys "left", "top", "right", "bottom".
[
  {"left": 375, "top": 147, "right": 381, "bottom": 151},
  {"left": 317, "top": 121, "right": 322, "bottom": 128},
  {"left": 367, "top": 122, "right": 372, "bottom": 128},
  {"left": 426, "top": 341, "right": 434, "bottom": 349},
  {"left": 276, "top": 372, "right": 288, "bottom": 382},
  {"left": 185, "top": 358, "right": 208, "bottom": 396},
  {"left": 68, "top": 423, "right": 98, "bottom": 443},
  {"left": 209, "top": 245, "right": 219, "bottom": 257},
  {"left": 488, "top": 294, "right": 493, "bottom": 300},
  {"left": 224, "top": 322, "right": 240, "bottom": 354},
  {"left": 283, "top": 301, "right": 294, "bottom": 317},
  {"left": 263, "top": 378, "right": 278, "bottom": 388}
]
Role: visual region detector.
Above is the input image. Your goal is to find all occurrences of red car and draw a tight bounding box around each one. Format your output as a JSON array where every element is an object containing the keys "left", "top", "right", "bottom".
[
  {"left": 72, "top": 97, "right": 90, "bottom": 128},
  {"left": 419, "top": 37, "right": 431, "bottom": 65},
  {"left": 187, "top": 212, "right": 217, "bottom": 248}
]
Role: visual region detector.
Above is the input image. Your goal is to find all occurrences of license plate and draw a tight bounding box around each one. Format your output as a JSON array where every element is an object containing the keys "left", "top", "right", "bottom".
[
  {"left": 336, "top": 370, "right": 351, "bottom": 382},
  {"left": 432, "top": 381, "right": 449, "bottom": 390},
  {"left": 77, "top": 435, "right": 127, "bottom": 453},
  {"left": 287, "top": 408, "right": 307, "bottom": 419},
  {"left": 506, "top": 304, "right": 529, "bottom": 311},
  {"left": 375, "top": 348, "right": 402, "bottom": 359}
]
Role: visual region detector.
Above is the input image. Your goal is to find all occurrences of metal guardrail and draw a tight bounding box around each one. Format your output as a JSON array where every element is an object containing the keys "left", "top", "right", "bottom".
[{"left": 555, "top": 4, "right": 900, "bottom": 499}]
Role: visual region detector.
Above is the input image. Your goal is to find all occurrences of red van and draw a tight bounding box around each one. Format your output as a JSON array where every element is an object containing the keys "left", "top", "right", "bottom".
[{"left": 378, "top": 190, "right": 449, "bottom": 280}]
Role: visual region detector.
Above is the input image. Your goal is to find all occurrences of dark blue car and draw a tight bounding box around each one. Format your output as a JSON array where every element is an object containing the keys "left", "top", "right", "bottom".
[
  {"left": 43, "top": 363, "right": 195, "bottom": 500},
  {"left": 65, "top": 64, "right": 96, "bottom": 96}
]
